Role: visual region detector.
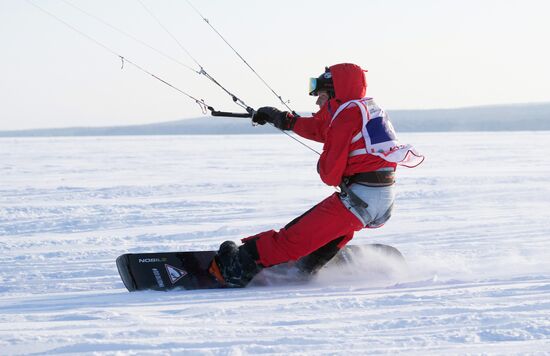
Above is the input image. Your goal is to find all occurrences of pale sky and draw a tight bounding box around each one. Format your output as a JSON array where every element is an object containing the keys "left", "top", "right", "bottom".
[{"left": 1, "top": 0, "right": 549, "bottom": 130}]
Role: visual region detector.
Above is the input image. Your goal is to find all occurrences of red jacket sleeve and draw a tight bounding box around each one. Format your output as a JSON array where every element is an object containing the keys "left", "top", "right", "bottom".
[
  {"left": 317, "top": 108, "right": 359, "bottom": 186},
  {"left": 292, "top": 115, "right": 325, "bottom": 143},
  {"left": 291, "top": 105, "right": 331, "bottom": 143}
]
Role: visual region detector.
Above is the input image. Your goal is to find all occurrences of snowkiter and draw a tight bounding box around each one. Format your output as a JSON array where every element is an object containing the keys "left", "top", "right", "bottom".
[{"left": 209, "top": 63, "right": 424, "bottom": 287}]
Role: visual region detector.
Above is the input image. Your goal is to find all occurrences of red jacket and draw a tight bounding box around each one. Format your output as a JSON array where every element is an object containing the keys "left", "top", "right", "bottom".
[{"left": 293, "top": 63, "right": 396, "bottom": 186}]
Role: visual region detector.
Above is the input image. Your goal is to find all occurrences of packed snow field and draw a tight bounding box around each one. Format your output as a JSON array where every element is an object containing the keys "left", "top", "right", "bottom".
[{"left": 1, "top": 132, "right": 549, "bottom": 355}]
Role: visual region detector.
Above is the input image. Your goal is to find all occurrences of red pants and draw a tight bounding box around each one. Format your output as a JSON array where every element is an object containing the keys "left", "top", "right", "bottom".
[{"left": 243, "top": 193, "right": 364, "bottom": 267}]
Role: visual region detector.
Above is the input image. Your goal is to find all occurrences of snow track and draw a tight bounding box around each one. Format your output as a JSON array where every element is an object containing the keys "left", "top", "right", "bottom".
[{"left": 1, "top": 133, "right": 549, "bottom": 354}]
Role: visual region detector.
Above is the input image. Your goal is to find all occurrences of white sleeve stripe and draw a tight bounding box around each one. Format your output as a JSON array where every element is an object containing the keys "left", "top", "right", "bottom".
[
  {"left": 349, "top": 148, "right": 367, "bottom": 157},
  {"left": 351, "top": 132, "right": 363, "bottom": 144}
]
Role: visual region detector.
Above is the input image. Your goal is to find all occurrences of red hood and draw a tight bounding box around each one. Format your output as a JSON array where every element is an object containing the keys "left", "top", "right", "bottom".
[{"left": 329, "top": 63, "right": 367, "bottom": 103}]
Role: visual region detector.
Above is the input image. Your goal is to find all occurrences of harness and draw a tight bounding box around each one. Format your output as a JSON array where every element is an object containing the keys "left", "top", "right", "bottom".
[
  {"left": 347, "top": 170, "right": 395, "bottom": 186},
  {"left": 339, "top": 170, "right": 395, "bottom": 211}
]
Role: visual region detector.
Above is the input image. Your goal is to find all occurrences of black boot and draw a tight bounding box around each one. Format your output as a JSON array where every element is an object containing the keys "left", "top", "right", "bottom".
[{"left": 209, "top": 240, "right": 263, "bottom": 287}]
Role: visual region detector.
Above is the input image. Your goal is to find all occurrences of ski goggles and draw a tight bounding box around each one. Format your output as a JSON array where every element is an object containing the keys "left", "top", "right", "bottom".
[
  {"left": 309, "top": 75, "right": 334, "bottom": 96},
  {"left": 309, "top": 77, "right": 319, "bottom": 96}
]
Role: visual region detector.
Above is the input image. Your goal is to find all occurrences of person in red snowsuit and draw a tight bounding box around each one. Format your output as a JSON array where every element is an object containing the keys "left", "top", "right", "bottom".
[{"left": 209, "top": 63, "right": 422, "bottom": 287}]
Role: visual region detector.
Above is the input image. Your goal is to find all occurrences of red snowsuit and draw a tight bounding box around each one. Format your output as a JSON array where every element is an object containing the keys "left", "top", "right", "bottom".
[{"left": 247, "top": 63, "right": 396, "bottom": 267}]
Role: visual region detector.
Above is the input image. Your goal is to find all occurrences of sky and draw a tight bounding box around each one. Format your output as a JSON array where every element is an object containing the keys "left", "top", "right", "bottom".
[{"left": 1, "top": 0, "right": 550, "bottom": 130}]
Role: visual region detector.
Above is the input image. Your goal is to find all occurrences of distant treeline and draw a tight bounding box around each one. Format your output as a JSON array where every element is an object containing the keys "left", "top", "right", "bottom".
[
  {"left": 1, "top": 102, "right": 549, "bottom": 137},
  {"left": 390, "top": 102, "right": 550, "bottom": 132}
]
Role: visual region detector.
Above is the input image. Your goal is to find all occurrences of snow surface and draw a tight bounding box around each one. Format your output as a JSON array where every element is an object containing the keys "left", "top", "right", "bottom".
[{"left": 1, "top": 132, "right": 549, "bottom": 355}]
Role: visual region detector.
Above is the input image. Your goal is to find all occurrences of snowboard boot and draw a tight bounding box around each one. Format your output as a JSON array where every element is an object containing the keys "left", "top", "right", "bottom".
[{"left": 209, "top": 240, "right": 263, "bottom": 287}]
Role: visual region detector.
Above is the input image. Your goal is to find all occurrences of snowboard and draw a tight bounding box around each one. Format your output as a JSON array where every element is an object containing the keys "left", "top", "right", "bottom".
[{"left": 116, "top": 243, "right": 404, "bottom": 292}]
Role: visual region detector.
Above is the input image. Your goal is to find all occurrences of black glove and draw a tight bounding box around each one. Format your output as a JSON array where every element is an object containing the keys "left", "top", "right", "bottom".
[{"left": 252, "top": 106, "right": 296, "bottom": 130}]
